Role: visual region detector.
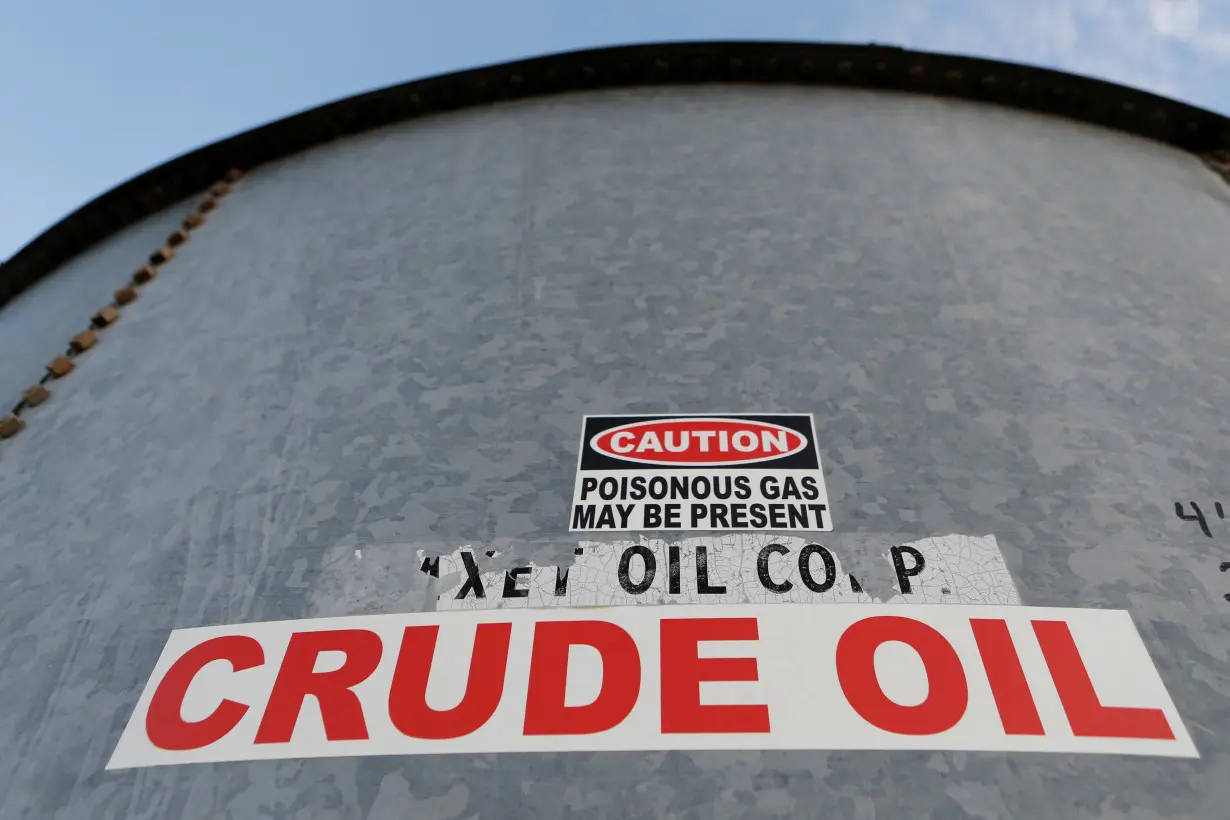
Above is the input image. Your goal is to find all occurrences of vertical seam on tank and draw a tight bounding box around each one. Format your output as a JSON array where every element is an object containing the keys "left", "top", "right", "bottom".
[{"left": 0, "top": 170, "right": 247, "bottom": 445}]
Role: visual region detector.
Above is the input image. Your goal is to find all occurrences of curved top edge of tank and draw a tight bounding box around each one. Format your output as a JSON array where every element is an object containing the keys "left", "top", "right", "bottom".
[{"left": 2, "top": 38, "right": 1228, "bottom": 309}]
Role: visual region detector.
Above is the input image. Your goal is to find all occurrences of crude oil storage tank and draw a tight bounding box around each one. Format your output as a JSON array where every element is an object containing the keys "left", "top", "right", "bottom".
[{"left": 2, "top": 41, "right": 1230, "bottom": 820}]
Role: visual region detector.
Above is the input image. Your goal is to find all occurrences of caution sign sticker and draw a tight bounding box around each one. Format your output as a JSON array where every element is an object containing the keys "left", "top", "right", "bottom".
[{"left": 570, "top": 414, "right": 832, "bottom": 532}]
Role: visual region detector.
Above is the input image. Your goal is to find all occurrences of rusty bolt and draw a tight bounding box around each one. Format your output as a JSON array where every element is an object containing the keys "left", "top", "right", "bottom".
[
  {"left": 199, "top": 197, "right": 218, "bottom": 213},
  {"left": 908, "top": 64, "right": 925, "bottom": 79},
  {"left": 945, "top": 69, "right": 962, "bottom": 84},
  {"left": 132, "top": 265, "right": 157, "bottom": 285},
  {"left": 114, "top": 285, "right": 138, "bottom": 306},
  {"left": 0, "top": 414, "right": 24, "bottom": 440},
  {"left": 71, "top": 331, "right": 98, "bottom": 352},
  {"left": 166, "top": 228, "right": 190, "bottom": 247},
  {"left": 836, "top": 60, "right": 853, "bottom": 76},
  {"left": 224, "top": 168, "right": 245, "bottom": 183},
  {"left": 149, "top": 245, "right": 175, "bottom": 265},
  {"left": 46, "top": 356, "right": 74, "bottom": 379},
  {"left": 182, "top": 211, "right": 205, "bottom": 230},
  {"left": 22, "top": 385, "right": 50, "bottom": 407},
  {"left": 92, "top": 306, "right": 120, "bottom": 328},
  {"left": 209, "top": 181, "right": 231, "bottom": 197}
]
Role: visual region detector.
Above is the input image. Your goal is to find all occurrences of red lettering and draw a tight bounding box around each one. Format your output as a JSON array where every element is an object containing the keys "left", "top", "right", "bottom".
[
  {"left": 660, "top": 617, "right": 769, "bottom": 733},
  {"left": 970, "top": 619, "right": 1044, "bottom": 735},
  {"left": 389, "top": 623, "right": 511, "bottom": 740},
  {"left": 146, "top": 636, "right": 263, "bottom": 751},
  {"left": 523, "top": 620, "right": 641, "bottom": 735},
  {"left": 1032, "top": 620, "right": 1174, "bottom": 740},
  {"left": 254, "top": 630, "right": 381, "bottom": 744},
  {"left": 837, "top": 616, "right": 967, "bottom": 735}
]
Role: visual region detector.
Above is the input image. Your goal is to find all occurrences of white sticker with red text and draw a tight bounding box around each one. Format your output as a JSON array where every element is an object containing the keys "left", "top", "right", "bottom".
[{"left": 108, "top": 603, "right": 1196, "bottom": 768}]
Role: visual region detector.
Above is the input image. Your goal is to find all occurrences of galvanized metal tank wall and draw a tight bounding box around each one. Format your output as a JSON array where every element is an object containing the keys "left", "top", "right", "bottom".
[{"left": 2, "top": 84, "right": 1230, "bottom": 819}]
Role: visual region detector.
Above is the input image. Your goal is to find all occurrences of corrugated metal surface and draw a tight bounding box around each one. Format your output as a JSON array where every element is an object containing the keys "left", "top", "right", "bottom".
[{"left": 2, "top": 83, "right": 1229, "bottom": 818}]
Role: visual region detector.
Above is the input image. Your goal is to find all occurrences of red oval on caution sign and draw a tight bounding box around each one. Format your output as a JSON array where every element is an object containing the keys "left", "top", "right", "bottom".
[{"left": 590, "top": 418, "right": 808, "bottom": 466}]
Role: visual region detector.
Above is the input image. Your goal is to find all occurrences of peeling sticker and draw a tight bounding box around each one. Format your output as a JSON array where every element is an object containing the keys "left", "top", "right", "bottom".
[
  {"left": 420, "top": 534, "right": 1019, "bottom": 611},
  {"left": 417, "top": 546, "right": 502, "bottom": 581}
]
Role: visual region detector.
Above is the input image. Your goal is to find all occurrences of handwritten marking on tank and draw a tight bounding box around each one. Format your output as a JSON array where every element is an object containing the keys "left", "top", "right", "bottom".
[
  {"left": 106, "top": 603, "right": 1198, "bottom": 768},
  {"left": 1173, "top": 501, "right": 1225, "bottom": 538},
  {"left": 570, "top": 414, "right": 832, "bottom": 532},
  {"left": 1173, "top": 503, "right": 1230, "bottom": 599},
  {"left": 418, "top": 534, "right": 1019, "bottom": 611}
]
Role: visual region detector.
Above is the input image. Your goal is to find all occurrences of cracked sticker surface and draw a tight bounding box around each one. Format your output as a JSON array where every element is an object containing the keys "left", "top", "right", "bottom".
[{"left": 419, "top": 533, "right": 1019, "bottom": 611}]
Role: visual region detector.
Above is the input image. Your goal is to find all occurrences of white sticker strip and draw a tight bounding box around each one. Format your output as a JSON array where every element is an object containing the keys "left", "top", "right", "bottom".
[
  {"left": 423, "top": 534, "right": 1020, "bottom": 611},
  {"left": 107, "top": 603, "right": 1198, "bottom": 769}
]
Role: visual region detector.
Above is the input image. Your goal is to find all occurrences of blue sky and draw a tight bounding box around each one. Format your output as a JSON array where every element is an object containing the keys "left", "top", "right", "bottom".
[{"left": 2, "top": 0, "right": 1229, "bottom": 263}]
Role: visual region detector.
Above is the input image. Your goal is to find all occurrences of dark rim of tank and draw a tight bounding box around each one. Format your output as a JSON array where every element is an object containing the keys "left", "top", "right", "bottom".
[{"left": 3, "top": 39, "right": 1229, "bottom": 308}]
